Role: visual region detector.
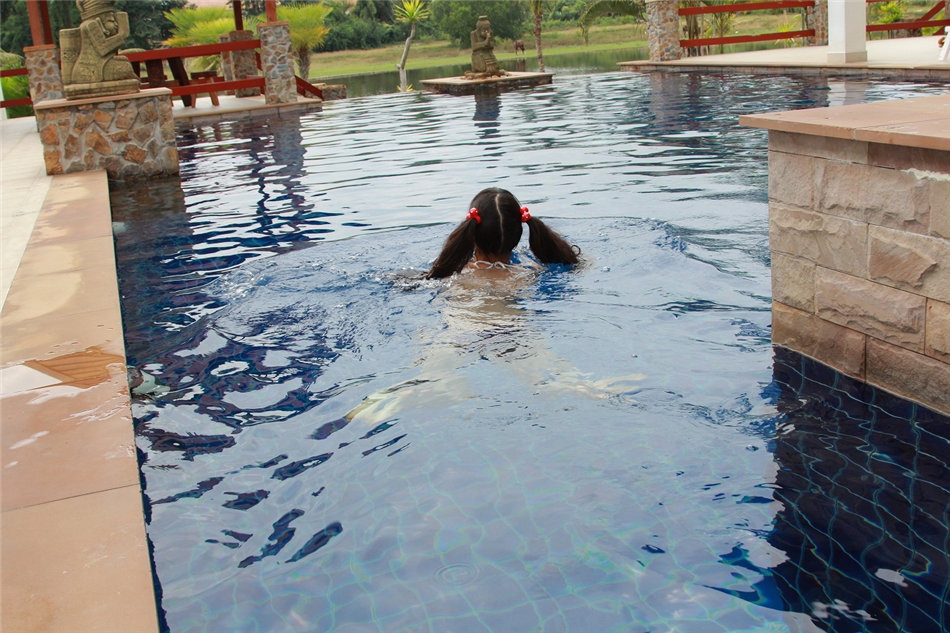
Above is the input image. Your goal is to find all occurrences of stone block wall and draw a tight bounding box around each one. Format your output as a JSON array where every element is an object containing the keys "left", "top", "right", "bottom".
[
  {"left": 34, "top": 88, "right": 179, "bottom": 180},
  {"left": 766, "top": 131, "right": 950, "bottom": 414}
]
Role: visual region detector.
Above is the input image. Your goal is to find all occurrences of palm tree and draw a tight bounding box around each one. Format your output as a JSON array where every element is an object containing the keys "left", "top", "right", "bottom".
[
  {"left": 528, "top": 0, "right": 546, "bottom": 72},
  {"left": 578, "top": 0, "right": 646, "bottom": 44},
  {"left": 164, "top": 6, "right": 235, "bottom": 72},
  {"left": 276, "top": 3, "right": 332, "bottom": 81},
  {"left": 395, "top": 0, "right": 429, "bottom": 92}
]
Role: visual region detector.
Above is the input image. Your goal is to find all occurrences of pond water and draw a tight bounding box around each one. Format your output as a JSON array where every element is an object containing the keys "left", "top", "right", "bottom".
[
  {"left": 313, "top": 43, "right": 784, "bottom": 97},
  {"left": 111, "top": 72, "right": 950, "bottom": 633}
]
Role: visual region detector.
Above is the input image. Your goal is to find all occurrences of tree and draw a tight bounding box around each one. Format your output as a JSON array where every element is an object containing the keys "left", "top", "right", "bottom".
[
  {"left": 578, "top": 0, "right": 645, "bottom": 44},
  {"left": 430, "top": 0, "right": 528, "bottom": 47},
  {"left": 528, "top": 0, "right": 547, "bottom": 72},
  {"left": 276, "top": 3, "right": 332, "bottom": 80},
  {"left": 164, "top": 6, "right": 233, "bottom": 47},
  {"left": 354, "top": 0, "right": 394, "bottom": 23},
  {"left": 0, "top": 0, "right": 185, "bottom": 55},
  {"left": 119, "top": 0, "right": 188, "bottom": 50},
  {"left": 394, "top": 0, "right": 429, "bottom": 92}
]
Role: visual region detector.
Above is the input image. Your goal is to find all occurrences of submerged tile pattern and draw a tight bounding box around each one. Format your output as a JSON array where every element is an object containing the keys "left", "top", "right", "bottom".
[{"left": 769, "top": 347, "right": 950, "bottom": 632}]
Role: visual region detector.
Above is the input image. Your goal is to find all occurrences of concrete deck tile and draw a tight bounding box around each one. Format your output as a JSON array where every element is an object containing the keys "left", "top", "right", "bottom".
[
  {"left": 1, "top": 485, "right": 159, "bottom": 633},
  {"left": 1, "top": 371, "right": 138, "bottom": 511}
]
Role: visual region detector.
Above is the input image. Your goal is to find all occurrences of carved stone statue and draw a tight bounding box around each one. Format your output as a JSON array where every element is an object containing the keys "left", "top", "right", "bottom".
[
  {"left": 60, "top": 0, "right": 140, "bottom": 99},
  {"left": 467, "top": 15, "right": 505, "bottom": 78}
]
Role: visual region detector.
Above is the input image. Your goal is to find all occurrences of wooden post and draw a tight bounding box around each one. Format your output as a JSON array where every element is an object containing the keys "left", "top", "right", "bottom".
[
  {"left": 232, "top": 0, "right": 244, "bottom": 30},
  {"left": 26, "top": 0, "right": 49, "bottom": 46},
  {"left": 265, "top": 0, "right": 278, "bottom": 22}
]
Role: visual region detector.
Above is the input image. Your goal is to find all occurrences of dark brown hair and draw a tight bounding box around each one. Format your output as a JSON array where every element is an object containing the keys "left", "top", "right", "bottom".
[{"left": 426, "top": 188, "right": 579, "bottom": 279}]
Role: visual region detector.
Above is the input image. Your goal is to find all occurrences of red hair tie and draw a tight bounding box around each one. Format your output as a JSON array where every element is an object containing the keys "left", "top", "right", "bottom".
[
  {"left": 466, "top": 207, "right": 481, "bottom": 224},
  {"left": 520, "top": 206, "right": 531, "bottom": 223}
]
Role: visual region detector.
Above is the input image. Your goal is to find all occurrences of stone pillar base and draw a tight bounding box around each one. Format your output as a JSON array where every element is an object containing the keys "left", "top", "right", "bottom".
[{"left": 35, "top": 88, "right": 179, "bottom": 180}]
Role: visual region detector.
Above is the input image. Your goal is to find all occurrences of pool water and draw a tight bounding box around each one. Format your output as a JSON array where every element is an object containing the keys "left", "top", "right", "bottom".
[{"left": 111, "top": 73, "right": 950, "bottom": 633}]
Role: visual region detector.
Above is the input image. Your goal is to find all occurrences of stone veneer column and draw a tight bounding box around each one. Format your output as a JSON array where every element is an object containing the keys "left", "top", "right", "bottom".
[
  {"left": 230, "top": 30, "right": 261, "bottom": 97},
  {"left": 218, "top": 33, "right": 235, "bottom": 83},
  {"left": 740, "top": 95, "right": 950, "bottom": 416},
  {"left": 807, "top": 0, "right": 828, "bottom": 45},
  {"left": 645, "top": 0, "right": 681, "bottom": 62},
  {"left": 34, "top": 88, "right": 179, "bottom": 179},
  {"left": 257, "top": 21, "right": 296, "bottom": 105},
  {"left": 24, "top": 44, "right": 64, "bottom": 103}
]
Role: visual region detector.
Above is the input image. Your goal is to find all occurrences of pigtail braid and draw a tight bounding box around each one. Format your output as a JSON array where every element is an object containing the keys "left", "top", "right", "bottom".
[
  {"left": 526, "top": 217, "right": 580, "bottom": 265},
  {"left": 426, "top": 218, "right": 479, "bottom": 279}
]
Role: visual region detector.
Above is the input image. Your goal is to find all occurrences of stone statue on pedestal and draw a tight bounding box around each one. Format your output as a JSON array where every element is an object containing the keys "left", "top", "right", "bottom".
[
  {"left": 60, "top": 0, "right": 140, "bottom": 99},
  {"left": 466, "top": 15, "right": 506, "bottom": 78}
]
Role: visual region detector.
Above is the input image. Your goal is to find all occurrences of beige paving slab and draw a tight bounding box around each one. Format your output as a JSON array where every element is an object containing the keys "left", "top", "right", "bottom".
[
  {"left": 740, "top": 94, "right": 950, "bottom": 150},
  {"left": 1, "top": 116, "right": 51, "bottom": 308},
  {"left": 2, "top": 485, "right": 159, "bottom": 633}
]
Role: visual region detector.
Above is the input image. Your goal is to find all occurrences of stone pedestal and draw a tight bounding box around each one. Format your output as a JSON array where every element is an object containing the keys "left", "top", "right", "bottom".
[
  {"left": 807, "top": 0, "right": 828, "bottom": 45},
  {"left": 645, "top": 0, "right": 681, "bottom": 62},
  {"left": 24, "top": 44, "right": 64, "bottom": 103},
  {"left": 257, "top": 21, "right": 296, "bottom": 105},
  {"left": 827, "top": 0, "right": 867, "bottom": 63},
  {"left": 34, "top": 88, "right": 179, "bottom": 180},
  {"left": 741, "top": 95, "right": 950, "bottom": 415}
]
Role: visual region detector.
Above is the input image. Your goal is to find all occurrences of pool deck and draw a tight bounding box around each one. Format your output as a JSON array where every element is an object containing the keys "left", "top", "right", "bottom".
[
  {"left": 0, "top": 39, "right": 948, "bottom": 632},
  {"left": 620, "top": 34, "right": 950, "bottom": 79}
]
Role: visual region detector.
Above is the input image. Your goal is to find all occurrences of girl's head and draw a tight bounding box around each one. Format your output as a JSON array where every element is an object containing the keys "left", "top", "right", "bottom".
[{"left": 426, "top": 188, "right": 579, "bottom": 279}]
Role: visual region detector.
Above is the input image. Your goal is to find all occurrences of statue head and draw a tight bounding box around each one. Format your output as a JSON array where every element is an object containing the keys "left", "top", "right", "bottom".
[
  {"left": 76, "top": 0, "right": 116, "bottom": 22},
  {"left": 476, "top": 15, "right": 491, "bottom": 33}
]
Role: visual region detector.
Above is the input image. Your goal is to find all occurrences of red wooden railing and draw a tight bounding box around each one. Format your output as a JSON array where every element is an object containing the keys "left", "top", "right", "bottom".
[
  {"left": 2, "top": 38, "right": 324, "bottom": 111},
  {"left": 680, "top": 0, "right": 816, "bottom": 50},
  {"left": 124, "top": 39, "right": 323, "bottom": 103},
  {"left": 0, "top": 67, "right": 32, "bottom": 109},
  {"left": 124, "top": 39, "right": 265, "bottom": 106},
  {"left": 678, "top": 0, "right": 948, "bottom": 53},
  {"left": 865, "top": 0, "right": 950, "bottom": 35}
]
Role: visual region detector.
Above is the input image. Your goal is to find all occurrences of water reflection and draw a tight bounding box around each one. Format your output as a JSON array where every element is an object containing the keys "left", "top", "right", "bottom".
[{"left": 109, "top": 73, "right": 950, "bottom": 633}]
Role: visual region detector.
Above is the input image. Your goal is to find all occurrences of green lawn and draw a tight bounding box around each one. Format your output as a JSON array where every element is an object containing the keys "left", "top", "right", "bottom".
[{"left": 306, "top": 12, "right": 823, "bottom": 79}]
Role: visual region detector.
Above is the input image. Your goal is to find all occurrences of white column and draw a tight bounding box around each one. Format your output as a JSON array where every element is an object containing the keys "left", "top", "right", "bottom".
[{"left": 827, "top": 0, "right": 867, "bottom": 63}]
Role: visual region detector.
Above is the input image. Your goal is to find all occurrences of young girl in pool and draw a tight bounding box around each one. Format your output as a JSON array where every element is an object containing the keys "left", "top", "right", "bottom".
[
  {"left": 345, "top": 192, "right": 639, "bottom": 423},
  {"left": 426, "top": 187, "right": 580, "bottom": 278}
]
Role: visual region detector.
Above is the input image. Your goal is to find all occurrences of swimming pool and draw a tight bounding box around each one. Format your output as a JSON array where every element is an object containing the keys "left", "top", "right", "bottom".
[{"left": 111, "top": 72, "right": 950, "bottom": 633}]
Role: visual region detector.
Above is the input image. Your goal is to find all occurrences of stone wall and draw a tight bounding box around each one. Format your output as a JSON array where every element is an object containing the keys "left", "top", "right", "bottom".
[
  {"left": 34, "top": 88, "right": 179, "bottom": 180},
  {"left": 645, "top": 0, "right": 681, "bottom": 62},
  {"left": 766, "top": 131, "right": 949, "bottom": 414},
  {"left": 24, "top": 44, "right": 64, "bottom": 103},
  {"left": 257, "top": 21, "right": 296, "bottom": 105}
]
